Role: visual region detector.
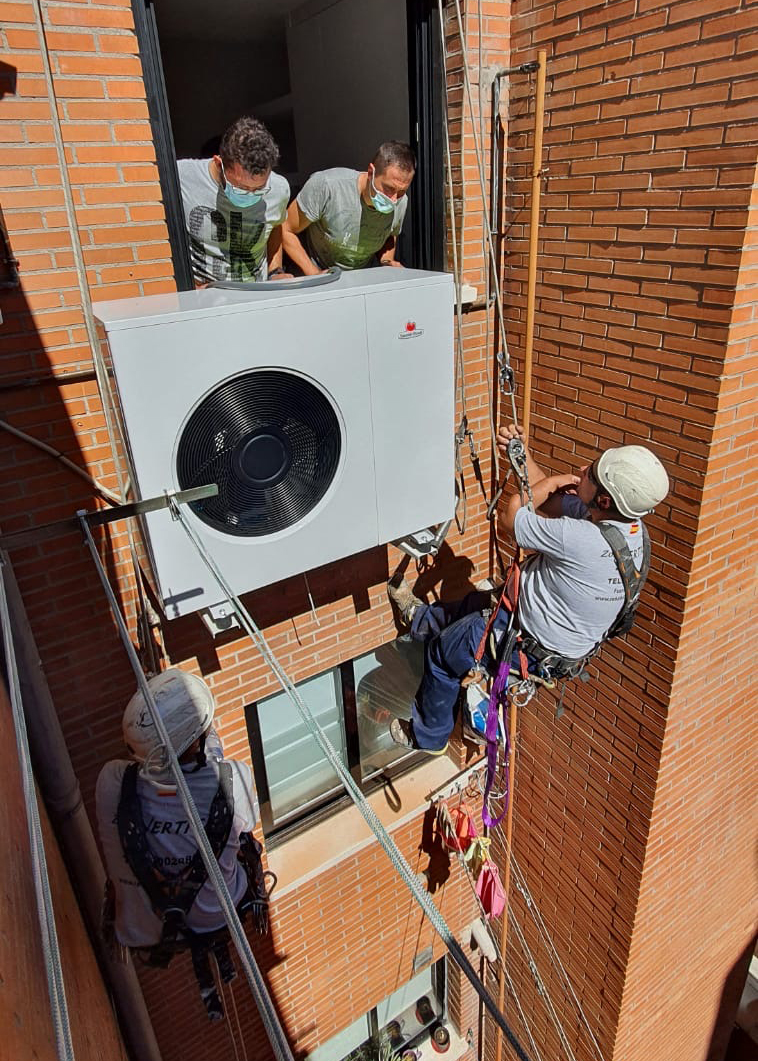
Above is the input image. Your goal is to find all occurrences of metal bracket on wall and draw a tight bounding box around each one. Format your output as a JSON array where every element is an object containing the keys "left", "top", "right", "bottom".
[
  {"left": 0, "top": 484, "right": 219, "bottom": 552},
  {"left": 394, "top": 520, "right": 452, "bottom": 560}
]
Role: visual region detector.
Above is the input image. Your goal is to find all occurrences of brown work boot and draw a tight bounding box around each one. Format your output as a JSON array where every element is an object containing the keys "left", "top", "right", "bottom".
[
  {"left": 389, "top": 717, "right": 449, "bottom": 756},
  {"left": 387, "top": 573, "right": 422, "bottom": 628}
]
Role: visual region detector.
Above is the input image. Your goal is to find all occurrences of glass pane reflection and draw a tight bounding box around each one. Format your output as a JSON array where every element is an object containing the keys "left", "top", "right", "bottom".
[{"left": 353, "top": 639, "right": 424, "bottom": 779}]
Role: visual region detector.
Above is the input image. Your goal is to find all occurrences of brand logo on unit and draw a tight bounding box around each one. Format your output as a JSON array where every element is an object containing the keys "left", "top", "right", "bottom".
[{"left": 399, "top": 320, "right": 424, "bottom": 339}]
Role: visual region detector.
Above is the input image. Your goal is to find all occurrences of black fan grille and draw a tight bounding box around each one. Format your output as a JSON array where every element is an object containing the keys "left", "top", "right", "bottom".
[{"left": 176, "top": 370, "right": 342, "bottom": 537}]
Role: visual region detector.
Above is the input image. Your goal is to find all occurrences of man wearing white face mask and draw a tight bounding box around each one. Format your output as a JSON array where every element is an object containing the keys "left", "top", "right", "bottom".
[
  {"left": 282, "top": 141, "right": 415, "bottom": 274},
  {"left": 177, "top": 116, "right": 291, "bottom": 286}
]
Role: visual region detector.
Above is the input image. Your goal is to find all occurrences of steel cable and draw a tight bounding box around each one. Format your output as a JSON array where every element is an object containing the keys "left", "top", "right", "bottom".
[
  {"left": 78, "top": 517, "right": 295, "bottom": 1061},
  {"left": 436, "top": 802, "right": 545, "bottom": 1061},
  {"left": 168, "top": 500, "right": 533, "bottom": 1061}
]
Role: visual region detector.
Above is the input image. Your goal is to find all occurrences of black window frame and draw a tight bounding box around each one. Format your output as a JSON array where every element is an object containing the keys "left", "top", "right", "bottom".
[
  {"left": 245, "top": 656, "right": 424, "bottom": 842},
  {"left": 130, "top": 0, "right": 445, "bottom": 288}
]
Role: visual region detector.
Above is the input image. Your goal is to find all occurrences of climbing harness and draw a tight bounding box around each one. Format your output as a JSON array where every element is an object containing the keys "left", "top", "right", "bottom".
[
  {"left": 117, "top": 760, "right": 271, "bottom": 1021},
  {"left": 597, "top": 521, "right": 651, "bottom": 638}
]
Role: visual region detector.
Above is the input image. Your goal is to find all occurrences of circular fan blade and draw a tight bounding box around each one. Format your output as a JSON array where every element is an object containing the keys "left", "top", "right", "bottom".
[{"left": 176, "top": 370, "right": 341, "bottom": 537}]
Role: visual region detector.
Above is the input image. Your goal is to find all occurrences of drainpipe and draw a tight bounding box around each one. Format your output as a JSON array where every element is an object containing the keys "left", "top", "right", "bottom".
[{"left": 3, "top": 559, "right": 163, "bottom": 1061}]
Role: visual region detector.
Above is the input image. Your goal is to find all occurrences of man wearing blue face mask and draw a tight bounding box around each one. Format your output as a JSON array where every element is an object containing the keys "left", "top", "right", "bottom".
[
  {"left": 178, "top": 116, "right": 291, "bottom": 286},
  {"left": 282, "top": 142, "right": 415, "bottom": 274}
]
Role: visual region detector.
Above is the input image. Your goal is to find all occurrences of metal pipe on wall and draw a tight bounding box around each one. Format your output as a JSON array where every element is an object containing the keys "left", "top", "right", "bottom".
[{"left": 2, "top": 558, "right": 163, "bottom": 1061}]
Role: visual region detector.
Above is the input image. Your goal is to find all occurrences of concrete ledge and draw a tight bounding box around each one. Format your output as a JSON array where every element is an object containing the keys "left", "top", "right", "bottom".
[{"left": 268, "top": 756, "right": 471, "bottom": 900}]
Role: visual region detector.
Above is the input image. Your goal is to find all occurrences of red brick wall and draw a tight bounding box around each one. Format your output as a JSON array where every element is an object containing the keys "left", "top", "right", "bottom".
[
  {"left": 0, "top": 2, "right": 494, "bottom": 1059},
  {"left": 495, "top": 2, "right": 758, "bottom": 1060},
  {"left": 2, "top": 3, "right": 756, "bottom": 1061},
  {"left": 613, "top": 163, "right": 758, "bottom": 1061}
]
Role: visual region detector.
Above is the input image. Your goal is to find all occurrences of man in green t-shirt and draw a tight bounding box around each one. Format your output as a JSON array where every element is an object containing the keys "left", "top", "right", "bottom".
[{"left": 282, "top": 141, "right": 415, "bottom": 274}]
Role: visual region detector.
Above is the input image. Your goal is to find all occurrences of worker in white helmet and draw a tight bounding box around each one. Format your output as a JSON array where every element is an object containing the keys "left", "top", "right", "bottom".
[
  {"left": 389, "top": 425, "right": 670, "bottom": 753},
  {"left": 96, "top": 668, "right": 269, "bottom": 1020}
]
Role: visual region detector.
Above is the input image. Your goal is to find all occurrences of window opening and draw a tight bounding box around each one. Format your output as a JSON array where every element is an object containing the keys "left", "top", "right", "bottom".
[
  {"left": 246, "top": 640, "right": 425, "bottom": 837},
  {"left": 132, "top": 0, "right": 444, "bottom": 287},
  {"left": 307, "top": 960, "right": 446, "bottom": 1061}
]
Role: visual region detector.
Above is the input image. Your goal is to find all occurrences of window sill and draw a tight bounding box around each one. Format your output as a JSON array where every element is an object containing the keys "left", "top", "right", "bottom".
[{"left": 266, "top": 756, "right": 464, "bottom": 900}]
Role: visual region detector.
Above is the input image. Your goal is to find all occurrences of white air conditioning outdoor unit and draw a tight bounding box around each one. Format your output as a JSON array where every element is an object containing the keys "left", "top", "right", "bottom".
[{"left": 93, "top": 268, "right": 454, "bottom": 620}]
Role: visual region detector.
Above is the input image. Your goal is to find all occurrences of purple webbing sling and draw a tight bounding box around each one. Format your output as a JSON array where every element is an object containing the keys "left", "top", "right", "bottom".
[{"left": 481, "top": 655, "right": 511, "bottom": 830}]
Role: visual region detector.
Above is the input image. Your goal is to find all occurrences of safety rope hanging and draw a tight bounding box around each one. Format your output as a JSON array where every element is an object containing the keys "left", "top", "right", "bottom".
[{"left": 436, "top": 800, "right": 546, "bottom": 1061}]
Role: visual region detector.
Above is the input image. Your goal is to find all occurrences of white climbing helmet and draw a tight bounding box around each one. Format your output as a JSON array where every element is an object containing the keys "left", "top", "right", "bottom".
[
  {"left": 596, "top": 445, "right": 670, "bottom": 519},
  {"left": 122, "top": 668, "right": 215, "bottom": 776}
]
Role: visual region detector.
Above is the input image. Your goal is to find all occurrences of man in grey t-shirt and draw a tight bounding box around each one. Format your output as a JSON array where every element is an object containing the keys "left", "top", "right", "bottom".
[
  {"left": 388, "top": 425, "right": 670, "bottom": 753},
  {"left": 282, "top": 141, "right": 415, "bottom": 273},
  {"left": 178, "top": 116, "right": 291, "bottom": 285}
]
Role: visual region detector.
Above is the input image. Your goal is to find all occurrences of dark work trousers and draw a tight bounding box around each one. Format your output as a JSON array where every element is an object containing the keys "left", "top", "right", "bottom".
[{"left": 408, "top": 591, "right": 519, "bottom": 751}]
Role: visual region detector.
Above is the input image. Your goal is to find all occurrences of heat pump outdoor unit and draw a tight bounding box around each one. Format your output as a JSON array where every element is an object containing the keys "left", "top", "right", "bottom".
[{"left": 93, "top": 268, "right": 454, "bottom": 620}]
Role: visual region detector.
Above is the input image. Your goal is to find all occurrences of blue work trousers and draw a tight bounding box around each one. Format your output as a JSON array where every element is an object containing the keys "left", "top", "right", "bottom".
[{"left": 409, "top": 592, "right": 515, "bottom": 751}]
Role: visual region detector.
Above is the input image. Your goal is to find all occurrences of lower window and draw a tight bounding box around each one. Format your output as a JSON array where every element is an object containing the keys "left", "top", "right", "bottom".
[
  {"left": 245, "top": 640, "right": 425, "bottom": 837},
  {"left": 306, "top": 961, "right": 446, "bottom": 1061}
]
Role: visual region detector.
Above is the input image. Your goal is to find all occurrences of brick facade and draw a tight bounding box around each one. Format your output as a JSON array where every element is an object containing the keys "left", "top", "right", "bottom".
[
  {"left": 489, "top": 3, "right": 758, "bottom": 1060},
  {"left": 1, "top": 2, "right": 756, "bottom": 1061}
]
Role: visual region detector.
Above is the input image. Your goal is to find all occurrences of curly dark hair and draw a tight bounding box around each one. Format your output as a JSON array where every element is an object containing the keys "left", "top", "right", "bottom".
[
  {"left": 372, "top": 141, "right": 416, "bottom": 175},
  {"left": 219, "top": 117, "right": 280, "bottom": 176}
]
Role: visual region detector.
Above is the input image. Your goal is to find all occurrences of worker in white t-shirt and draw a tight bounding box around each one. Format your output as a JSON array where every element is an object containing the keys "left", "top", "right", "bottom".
[
  {"left": 96, "top": 668, "right": 268, "bottom": 1020},
  {"left": 388, "top": 426, "right": 670, "bottom": 753},
  {"left": 177, "top": 116, "right": 291, "bottom": 286}
]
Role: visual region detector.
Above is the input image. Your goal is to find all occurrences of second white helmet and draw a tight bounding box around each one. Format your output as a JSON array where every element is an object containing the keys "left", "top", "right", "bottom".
[
  {"left": 122, "top": 668, "right": 215, "bottom": 774},
  {"left": 596, "top": 445, "right": 669, "bottom": 519}
]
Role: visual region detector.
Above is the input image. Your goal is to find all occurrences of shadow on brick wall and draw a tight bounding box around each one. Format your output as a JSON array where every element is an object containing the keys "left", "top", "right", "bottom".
[{"left": 706, "top": 931, "right": 758, "bottom": 1061}]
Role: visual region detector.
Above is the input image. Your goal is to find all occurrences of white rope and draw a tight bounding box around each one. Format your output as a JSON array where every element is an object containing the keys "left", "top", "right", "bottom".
[
  {"left": 449, "top": 0, "right": 520, "bottom": 430},
  {"left": 506, "top": 903, "right": 577, "bottom": 1061},
  {"left": 0, "top": 558, "right": 76, "bottom": 1061},
  {"left": 437, "top": 800, "right": 544, "bottom": 1061},
  {"left": 228, "top": 979, "right": 250, "bottom": 1061},
  {"left": 504, "top": 967, "right": 545, "bottom": 1061}
]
